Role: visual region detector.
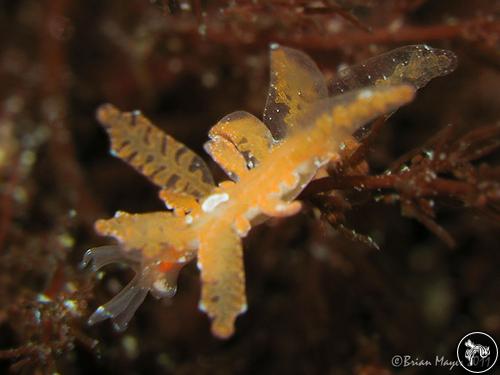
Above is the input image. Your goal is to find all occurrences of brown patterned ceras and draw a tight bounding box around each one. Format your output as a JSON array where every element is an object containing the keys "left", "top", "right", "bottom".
[{"left": 98, "top": 105, "right": 215, "bottom": 198}]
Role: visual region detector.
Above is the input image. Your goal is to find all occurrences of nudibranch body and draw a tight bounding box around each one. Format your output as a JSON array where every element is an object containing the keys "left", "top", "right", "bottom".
[{"left": 83, "top": 44, "right": 457, "bottom": 338}]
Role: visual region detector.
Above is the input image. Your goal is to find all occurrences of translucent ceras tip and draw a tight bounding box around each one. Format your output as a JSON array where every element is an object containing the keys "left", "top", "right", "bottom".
[
  {"left": 87, "top": 280, "right": 148, "bottom": 332},
  {"left": 80, "top": 248, "right": 96, "bottom": 270},
  {"left": 88, "top": 306, "right": 111, "bottom": 325},
  {"left": 427, "top": 46, "right": 458, "bottom": 75},
  {"left": 80, "top": 246, "right": 141, "bottom": 272}
]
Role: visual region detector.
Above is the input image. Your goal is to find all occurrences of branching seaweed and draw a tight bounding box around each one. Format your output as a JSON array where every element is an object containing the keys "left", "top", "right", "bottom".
[
  {"left": 0, "top": 266, "right": 96, "bottom": 373},
  {"left": 304, "top": 121, "right": 500, "bottom": 248}
]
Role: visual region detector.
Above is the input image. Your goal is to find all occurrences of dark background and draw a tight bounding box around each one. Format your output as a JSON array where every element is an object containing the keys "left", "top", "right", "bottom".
[{"left": 0, "top": 1, "right": 498, "bottom": 374}]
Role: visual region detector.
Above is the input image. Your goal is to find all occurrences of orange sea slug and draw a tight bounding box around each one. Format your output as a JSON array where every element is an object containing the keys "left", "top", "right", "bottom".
[{"left": 83, "top": 44, "right": 456, "bottom": 338}]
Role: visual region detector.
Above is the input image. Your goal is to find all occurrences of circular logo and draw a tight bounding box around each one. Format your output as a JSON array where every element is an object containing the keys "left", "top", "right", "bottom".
[{"left": 457, "top": 332, "right": 498, "bottom": 373}]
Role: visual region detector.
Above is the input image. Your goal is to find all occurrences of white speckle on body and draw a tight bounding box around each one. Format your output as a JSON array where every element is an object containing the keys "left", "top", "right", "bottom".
[
  {"left": 185, "top": 215, "right": 193, "bottom": 224},
  {"left": 296, "top": 162, "right": 312, "bottom": 174},
  {"left": 275, "top": 203, "right": 287, "bottom": 212},
  {"left": 239, "top": 303, "right": 248, "bottom": 314},
  {"left": 313, "top": 157, "right": 329, "bottom": 168},
  {"left": 153, "top": 279, "right": 171, "bottom": 294},
  {"left": 201, "top": 193, "right": 229, "bottom": 213},
  {"left": 244, "top": 206, "right": 261, "bottom": 222},
  {"left": 278, "top": 173, "right": 299, "bottom": 194}
]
